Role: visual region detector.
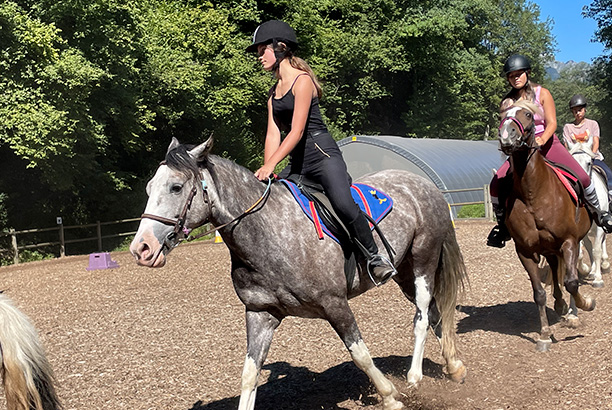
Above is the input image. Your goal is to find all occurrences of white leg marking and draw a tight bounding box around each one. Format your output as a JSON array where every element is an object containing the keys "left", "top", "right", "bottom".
[
  {"left": 349, "top": 340, "right": 402, "bottom": 409},
  {"left": 238, "top": 355, "right": 259, "bottom": 410},
  {"left": 407, "top": 276, "right": 431, "bottom": 386}
]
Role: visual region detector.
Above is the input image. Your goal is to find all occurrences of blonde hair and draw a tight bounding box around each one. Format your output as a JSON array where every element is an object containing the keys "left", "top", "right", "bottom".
[
  {"left": 510, "top": 99, "right": 542, "bottom": 117},
  {"left": 273, "top": 42, "right": 322, "bottom": 98}
]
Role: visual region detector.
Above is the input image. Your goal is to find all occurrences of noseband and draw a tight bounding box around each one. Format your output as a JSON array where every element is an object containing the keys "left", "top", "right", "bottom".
[
  {"left": 141, "top": 169, "right": 273, "bottom": 251},
  {"left": 498, "top": 111, "right": 536, "bottom": 155},
  {"left": 141, "top": 182, "right": 204, "bottom": 252}
]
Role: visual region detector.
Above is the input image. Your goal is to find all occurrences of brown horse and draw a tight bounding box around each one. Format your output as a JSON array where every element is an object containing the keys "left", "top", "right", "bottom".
[{"left": 498, "top": 100, "right": 595, "bottom": 352}]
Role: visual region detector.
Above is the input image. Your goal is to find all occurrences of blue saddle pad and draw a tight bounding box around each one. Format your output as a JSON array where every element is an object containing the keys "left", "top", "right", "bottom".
[{"left": 280, "top": 179, "right": 393, "bottom": 243}]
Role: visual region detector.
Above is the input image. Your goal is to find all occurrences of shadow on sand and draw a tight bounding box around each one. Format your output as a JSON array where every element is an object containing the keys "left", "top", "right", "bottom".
[
  {"left": 189, "top": 355, "right": 445, "bottom": 410},
  {"left": 456, "top": 300, "right": 587, "bottom": 345}
]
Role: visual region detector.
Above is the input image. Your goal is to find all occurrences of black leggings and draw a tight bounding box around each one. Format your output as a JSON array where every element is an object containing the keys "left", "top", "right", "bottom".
[{"left": 286, "top": 132, "right": 362, "bottom": 225}]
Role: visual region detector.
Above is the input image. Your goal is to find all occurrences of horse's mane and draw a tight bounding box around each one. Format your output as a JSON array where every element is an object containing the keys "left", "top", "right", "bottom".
[
  {"left": 165, "top": 143, "right": 247, "bottom": 180},
  {"left": 165, "top": 144, "right": 202, "bottom": 179},
  {"left": 511, "top": 100, "right": 543, "bottom": 117}
]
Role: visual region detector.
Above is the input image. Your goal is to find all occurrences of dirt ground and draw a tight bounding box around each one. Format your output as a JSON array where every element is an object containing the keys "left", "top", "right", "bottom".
[{"left": 1, "top": 220, "right": 611, "bottom": 410}]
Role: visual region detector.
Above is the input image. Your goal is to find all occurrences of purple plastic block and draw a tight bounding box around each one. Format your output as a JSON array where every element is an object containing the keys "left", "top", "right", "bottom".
[{"left": 86, "top": 252, "right": 119, "bottom": 270}]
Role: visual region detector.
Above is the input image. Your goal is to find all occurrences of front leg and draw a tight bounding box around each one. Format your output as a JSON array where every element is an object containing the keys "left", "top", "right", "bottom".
[
  {"left": 325, "top": 300, "right": 402, "bottom": 410},
  {"left": 517, "top": 253, "right": 552, "bottom": 352},
  {"left": 238, "top": 310, "right": 281, "bottom": 410}
]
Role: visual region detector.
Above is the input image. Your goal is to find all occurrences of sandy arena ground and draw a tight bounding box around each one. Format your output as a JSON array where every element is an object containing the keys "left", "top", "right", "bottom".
[{"left": 0, "top": 220, "right": 611, "bottom": 409}]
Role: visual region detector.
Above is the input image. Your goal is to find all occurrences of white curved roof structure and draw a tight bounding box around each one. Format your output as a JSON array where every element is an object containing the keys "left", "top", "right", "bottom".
[{"left": 338, "top": 135, "right": 505, "bottom": 216}]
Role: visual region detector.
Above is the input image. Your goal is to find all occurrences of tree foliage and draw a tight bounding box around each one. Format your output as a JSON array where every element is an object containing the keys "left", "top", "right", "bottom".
[
  {"left": 0, "top": 0, "right": 557, "bottom": 233},
  {"left": 584, "top": 0, "right": 612, "bottom": 159}
]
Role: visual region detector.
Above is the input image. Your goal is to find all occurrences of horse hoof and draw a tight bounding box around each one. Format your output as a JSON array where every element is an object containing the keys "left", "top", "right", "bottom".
[
  {"left": 584, "top": 297, "right": 596, "bottom": 311},
  {"left": 592, "top": 280, "right": 604, "bottom": 288},
  {"left": 536, "top": 338, "right": 552, "bottom": 352},
  {"left": 382, "top": 398, "right": 404, "bottom": 410},
  {"left": 406, "top": 371, "right": 422, "bottom": 387},
  {"left": 562, "top": 314, "right": 580, "bottom": 329},
  {"left": 449, "top": 364, "right": 467, "bottom": 384}
]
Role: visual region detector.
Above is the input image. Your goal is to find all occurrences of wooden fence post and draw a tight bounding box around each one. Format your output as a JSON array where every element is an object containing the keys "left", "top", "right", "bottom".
[
  {"left": 483, "top": 184, "right": 494, "bottom": 221},
  {"left": 97, "top": 221, "right": 102, "bottom": 251},
  {"left": 10, "top": 228, "right": 19, "bottom": 264},
  {"left": 58, "top": 221, "right": 65, "bottom": 257}
]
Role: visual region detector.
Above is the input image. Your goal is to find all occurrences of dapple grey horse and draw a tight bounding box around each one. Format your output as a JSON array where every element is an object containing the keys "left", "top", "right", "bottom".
[
  {"left": 568, "top": 142, "right": 609, "bottom": 288},
  {"left": 130, "top": 137, "right": 468, "bottom": 410}
]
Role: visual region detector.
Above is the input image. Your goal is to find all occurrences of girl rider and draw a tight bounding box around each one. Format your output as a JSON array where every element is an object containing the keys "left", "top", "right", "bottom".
[
  {"left": 247, "top": 20, "right": 396, "bottom": 285},
  {"left": 487, "top": 54, "right": 612, "bottom": 248}
]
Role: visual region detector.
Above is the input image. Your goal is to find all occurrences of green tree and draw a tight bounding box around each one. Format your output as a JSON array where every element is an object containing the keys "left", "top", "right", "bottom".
[
  {"left": 0, "top": 0, "right": 558, "bottom": 240},
  {"left": 584, "top": 0, "right": 612, "bottom": 158}
]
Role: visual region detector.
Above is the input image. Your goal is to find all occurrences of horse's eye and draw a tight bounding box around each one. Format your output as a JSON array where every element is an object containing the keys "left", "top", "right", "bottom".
[
  {"left": 171, "top": 184, "right": 183, "bottom": 194},
  {"left": 525, "top": 112, "right": 532, "bottom": 119}
]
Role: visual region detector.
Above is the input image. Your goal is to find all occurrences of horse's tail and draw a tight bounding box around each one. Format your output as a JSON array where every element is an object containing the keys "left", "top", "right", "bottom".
[
  {"left": 0, "top": 293, "right": 61, "bottom": 410},
  {"left": 434, "top": 227, "right": 468, "bottom": 364}
]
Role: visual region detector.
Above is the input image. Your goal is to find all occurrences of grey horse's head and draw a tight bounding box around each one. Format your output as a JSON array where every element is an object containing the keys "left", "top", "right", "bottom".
[
  {"left": 130, "top": 137, "right": 213, "bottom": 267},
  {"left": 568, "top": 142, "right": 596, "bottom": 176}
]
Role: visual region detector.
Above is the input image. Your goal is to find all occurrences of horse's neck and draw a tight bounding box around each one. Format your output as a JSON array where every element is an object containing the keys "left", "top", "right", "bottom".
[
  {"left": 510, "top": 149, "right": 550, "bottom": 198},
  {"left": 204, "top": 156, "right": 276, "bottom": 226}
]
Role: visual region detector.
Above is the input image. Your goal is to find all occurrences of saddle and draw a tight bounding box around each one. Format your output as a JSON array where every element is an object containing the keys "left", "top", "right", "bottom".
[
  {"left": 543, "top": 158, "right": 582, "bottom": 205},
  {"left": 280, "top": 174, "right": 395, "bottom": 288},
  {"left": 592, "top": 164, "right": 609, "bottom": 187}
]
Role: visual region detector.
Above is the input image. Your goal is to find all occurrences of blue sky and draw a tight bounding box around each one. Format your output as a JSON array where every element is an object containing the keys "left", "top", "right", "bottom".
[{"left": 533, "top": 0, "right": 605, "bottom": 63}]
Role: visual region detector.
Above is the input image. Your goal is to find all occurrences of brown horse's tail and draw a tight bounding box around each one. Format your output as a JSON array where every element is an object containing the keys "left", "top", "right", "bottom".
[
  {"left": 434, "top": 227, "right": 468, "bottom": 371},
  {"left": 0, "top": 294, "right": 62, "bottom": 410}
]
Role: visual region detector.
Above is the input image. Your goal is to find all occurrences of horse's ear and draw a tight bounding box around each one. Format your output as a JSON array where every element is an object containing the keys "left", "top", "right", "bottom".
[
  {"left": 188, "top": 136, "right": 213, "bottom": 162},
  {"left": 167, "top": 137, "right": 180, "bottom": 155}
]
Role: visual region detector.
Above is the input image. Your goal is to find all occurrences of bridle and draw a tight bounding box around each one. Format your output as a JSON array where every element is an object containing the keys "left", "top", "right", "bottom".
[
  {"left": 141, "top": 167, "right": 273, "bottom": 252},
  {"left": 498, "top": 109, "right": 537, "bottom": 156}
]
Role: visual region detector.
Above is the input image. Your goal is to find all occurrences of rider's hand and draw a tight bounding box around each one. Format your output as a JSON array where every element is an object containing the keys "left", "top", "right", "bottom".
[
  {"left": 254, "top": 164, "right": 275, "bottom": 181},
  {"left": 535, "top": 136, "right": 544, "bottom": 146}
]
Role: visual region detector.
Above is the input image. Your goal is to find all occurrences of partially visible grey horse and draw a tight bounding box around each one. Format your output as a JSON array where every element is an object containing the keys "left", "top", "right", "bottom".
[
  {"left": 568, "top": 143, "right": 609, "bottom": 288},
  {"left": 130, "top": 137, "right": 468, "bottom": 410}
]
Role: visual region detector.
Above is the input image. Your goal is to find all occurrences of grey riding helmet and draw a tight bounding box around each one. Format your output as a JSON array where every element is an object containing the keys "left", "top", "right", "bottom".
[
  {"left": 246, "top": 20, "right": 298, "bottom": 53},
  {"left": 503, "top": 54, "right": 531, "bottom": 76},
  {"left": 569, "top": 94, "right": 587, "bottom": 109}
]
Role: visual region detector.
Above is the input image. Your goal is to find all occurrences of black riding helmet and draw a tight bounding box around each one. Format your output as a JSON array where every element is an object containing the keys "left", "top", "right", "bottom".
[
  {"left": 246, "top": 20, "right": 298, "bottom": 53},
  {"left": 503, "top": 54, "right": 531, "bottom": 76},
  {"left": 569, "top": 94, "right": 587, "bottom": 109}
]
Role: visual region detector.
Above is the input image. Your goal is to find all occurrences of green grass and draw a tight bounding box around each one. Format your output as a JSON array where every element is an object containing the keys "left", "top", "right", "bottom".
[{"left": 456, "top": 204, "right": 485, "bottom": 218}]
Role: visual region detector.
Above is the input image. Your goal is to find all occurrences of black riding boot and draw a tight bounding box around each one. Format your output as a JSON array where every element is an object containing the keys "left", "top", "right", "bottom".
[
  {"left": 350, "top": 213, "right": 397, "bottom": 286},
  {"left": 486, "top": 204, "right": 511, "bottom": 248},
  {"left": 584, "top": 184, "right": 612, "bottom": 233}
]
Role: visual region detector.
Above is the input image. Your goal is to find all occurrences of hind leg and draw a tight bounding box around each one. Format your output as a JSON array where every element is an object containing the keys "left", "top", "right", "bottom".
[
  {"left": 602, "top": 235, "right": 610, "bottom": 271},
  {"left": 589, "top": 227, "right": 605, "bottom": 287},
  {"left": 428, "top": 302, "right": 466, "bottom": 383},
  {"left": 238, "top": 310, "right": 281, "bottom": 410},
  {"left": 561, "top": 239, "right": 596, "bottom": 312},
  {"left": 404, "top": 275, "right": 433, "bottom": 386},
  {"left": 325, "top": 300, "right": 402, "bottom": 410}
]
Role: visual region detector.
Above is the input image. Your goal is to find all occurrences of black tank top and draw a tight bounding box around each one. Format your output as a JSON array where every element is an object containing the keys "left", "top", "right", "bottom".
[{"left": 271, "top": 73, "right": 327, "bottom": 135}]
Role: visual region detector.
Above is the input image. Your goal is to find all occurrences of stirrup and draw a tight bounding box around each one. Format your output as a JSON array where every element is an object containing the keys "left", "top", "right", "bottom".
[
  {"left": 596, "top": 211, "right": 612, "bottom": 234},
  {"left": 367, "top": 255, "right": 397, "bottom": 287},
  {"left": 487, "top": 225, "right": 509, "bottom": 248}
]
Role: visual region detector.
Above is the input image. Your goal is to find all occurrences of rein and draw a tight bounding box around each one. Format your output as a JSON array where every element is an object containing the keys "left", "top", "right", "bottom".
[
  {"left": 141, "top": 175, "right": 273, "bottom": 249},
  {"left": 185, "top": 177, "right": 273, "bottom": 242}
]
